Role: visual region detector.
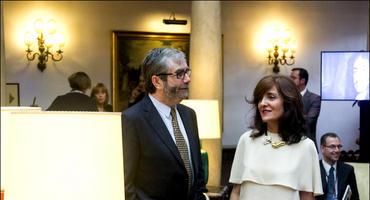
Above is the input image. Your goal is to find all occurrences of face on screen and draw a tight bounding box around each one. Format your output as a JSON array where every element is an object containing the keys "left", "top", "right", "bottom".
[
  {"left": 353, "top": 53, "right": 369, "bottom": 99},
  {"left": 322, "top": 51, "right": 370, "bottom": 101}
]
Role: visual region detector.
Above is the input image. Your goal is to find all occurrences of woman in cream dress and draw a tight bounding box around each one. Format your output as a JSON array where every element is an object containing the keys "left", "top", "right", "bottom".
[{"left": 229, "top": 75, "right": 323, "bottom": 200}]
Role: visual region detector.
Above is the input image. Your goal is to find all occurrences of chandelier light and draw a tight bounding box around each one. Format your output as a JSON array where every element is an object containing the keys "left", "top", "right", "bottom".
[
  {"left": 266, "top": 27, "right": 296, "bottom": 73},
  {"left": 24, "top": 19, "right": 65, "bottom": 72}
]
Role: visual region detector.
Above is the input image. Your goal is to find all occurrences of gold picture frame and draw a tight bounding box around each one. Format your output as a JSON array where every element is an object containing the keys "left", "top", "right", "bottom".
[
  {"left": 112, "top": 31, "right": 190, "bottom": 112},
  {"left": 5, "top": 83, "right": 20, "bottom": 106}
]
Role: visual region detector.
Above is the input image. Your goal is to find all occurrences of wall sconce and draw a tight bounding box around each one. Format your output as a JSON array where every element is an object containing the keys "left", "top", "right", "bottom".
[
  {"left": 163, "top": 12, "right": 187, "bottom": 25},
  {"left": 266, "top": 27, "right": 296, "bottom": 73},
  {"left": 24, "top": 19, "right": 65, "bottom": 72}
]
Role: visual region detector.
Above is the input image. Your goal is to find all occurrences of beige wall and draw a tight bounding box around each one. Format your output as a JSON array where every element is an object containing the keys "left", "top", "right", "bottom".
[
  {"left": 2, "top": 1, "right": 191, "bottom": 109},
  {"left": 221, "top": 1, "right": 369, "bottom": 151},
  {"left": 2, "top": 1, "right": 369, "bottom": 154}
]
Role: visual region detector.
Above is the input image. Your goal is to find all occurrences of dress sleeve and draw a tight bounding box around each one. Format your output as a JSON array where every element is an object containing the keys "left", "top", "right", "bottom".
[
  {"left": 299, "top": 139, "right": 323, "bottom": 195},
  {"left": 229, "top": 132, "right": 249, "bottom": 184},
  {"left": 311, "top": 147, "right": 324, "bottom": 195}
]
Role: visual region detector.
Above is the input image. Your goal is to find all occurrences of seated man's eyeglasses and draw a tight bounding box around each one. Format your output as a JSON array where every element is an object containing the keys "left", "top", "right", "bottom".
[
  {"left": 156, "top": 68, "right": 191, "bottom": 80},
  {"left": 325, "top": 145, "right": 343, "bottom": 150}
]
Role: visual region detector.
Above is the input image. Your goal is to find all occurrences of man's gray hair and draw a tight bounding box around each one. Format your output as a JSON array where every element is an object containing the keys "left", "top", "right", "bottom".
[{"left": 142, "top": 48, "right": 186, "bottom": 93}]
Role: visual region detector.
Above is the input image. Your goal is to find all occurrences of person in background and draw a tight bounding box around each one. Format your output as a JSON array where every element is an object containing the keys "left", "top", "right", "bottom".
[
  {"left": 316, "top": 132, "right": 359, "bottom": 200},
  {"left": 229, "top": 75, "right": 322, "bottom": 200},
  {"left": 128, "top": 73, "right": 146, "bottom": 107},
  {"left": 352, "top": 52, "right": 369, "bottom": 100},
  {"left": 47, "top": 71, "right": 98, "bottom": 111},
  {"left": 90, "top": 83, "right": 113, "bottom": 112},
  {"left": 290, "top": 67, "right": 321, "bottom": 149},
  {"left": 121, "top": 47, "right": 207, "bottom": 200}
]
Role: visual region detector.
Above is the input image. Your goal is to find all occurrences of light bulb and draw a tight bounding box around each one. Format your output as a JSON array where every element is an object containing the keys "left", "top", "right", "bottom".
[
  {"left": 44, "top": 35, "right": 55, "bottom": 49},
  {"left": 24, "top": 31, "right": 34, "bottom": 46},
  {"left": 55, "top": 33, "right": 65, "bottom": 48},
  {"left": 46, "top": 19, "right": 57, "bottom": 34},
  {"left": 34, "top": 19, "right": 45, "bottom": 34}
]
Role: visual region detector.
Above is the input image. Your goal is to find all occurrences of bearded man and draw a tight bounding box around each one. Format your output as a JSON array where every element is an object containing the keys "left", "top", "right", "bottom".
[{"left": 122, "top": 48, "right": 207, "bottom": 200}]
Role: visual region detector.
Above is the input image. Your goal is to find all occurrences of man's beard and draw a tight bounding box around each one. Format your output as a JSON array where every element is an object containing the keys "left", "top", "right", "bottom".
[{"left": 163, "top": 82, "right": 189, "bottom": 100}]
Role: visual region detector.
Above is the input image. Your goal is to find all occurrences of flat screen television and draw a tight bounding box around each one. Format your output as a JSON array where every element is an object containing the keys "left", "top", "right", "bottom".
[{"left": 321, "top": 51, "right": 369, "bottom": 101}]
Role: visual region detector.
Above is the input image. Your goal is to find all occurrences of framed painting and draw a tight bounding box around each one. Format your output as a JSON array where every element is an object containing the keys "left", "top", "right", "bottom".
[
  {"left": 5, "top": 83, "right": 20, "bottom": 106},
  {"left": 112, "top": 31, "right": 190, "bottom": 112}
]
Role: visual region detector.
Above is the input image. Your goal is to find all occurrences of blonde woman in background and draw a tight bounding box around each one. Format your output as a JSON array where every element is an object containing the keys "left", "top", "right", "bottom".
[{"left": 90, "top": 83, "right": 113, "bottom": 112}]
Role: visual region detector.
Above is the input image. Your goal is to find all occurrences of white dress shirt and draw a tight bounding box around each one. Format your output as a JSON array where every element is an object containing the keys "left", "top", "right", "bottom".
[
  {"left": 322, "top": 160, "right": 338, "bottom": 199},
  {"left": 148, "top": 94, "right": 194, "bottom": 172}
]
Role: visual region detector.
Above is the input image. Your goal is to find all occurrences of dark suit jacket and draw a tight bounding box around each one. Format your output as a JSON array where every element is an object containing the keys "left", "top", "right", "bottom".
[
  {"left": 316, "top": 160, "right": 359, "bottom": 200},
  {"left": 122, "top": 95, "right": 207, "bottom": 200},
  {"left": 302, "top": 90, "right": 321, "bottom": 148},
  {"left": 47, "top": 92, "right": 98, "bottom": 111},
  {"left": 104, "top": 104, "right": 113, "bottom": 112}
]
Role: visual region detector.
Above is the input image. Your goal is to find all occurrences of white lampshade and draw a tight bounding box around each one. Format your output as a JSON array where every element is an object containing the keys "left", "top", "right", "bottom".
[
  {"left": 2, "top": 111, "right": 124, "bottom": 200},
  {"left": 181, "top": 99, "right": 221, "bottom": 139}
]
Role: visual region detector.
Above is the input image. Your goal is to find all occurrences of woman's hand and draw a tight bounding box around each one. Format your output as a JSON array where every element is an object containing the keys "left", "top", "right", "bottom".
[{"left": 299, "top": 191, "right": 314, "bottom": 200}]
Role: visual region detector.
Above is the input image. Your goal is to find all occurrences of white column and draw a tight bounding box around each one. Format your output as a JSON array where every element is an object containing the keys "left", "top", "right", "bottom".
[
  {"left": 190, "top": 1, "right": 222, "bottom": 101},
  {"left": 189, "top": 1, "right": 222, "bottom": 187}
]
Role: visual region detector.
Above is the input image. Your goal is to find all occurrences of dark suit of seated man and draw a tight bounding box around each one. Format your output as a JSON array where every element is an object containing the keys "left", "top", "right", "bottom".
[
  {"left": 316, "top": 132, "right": 359, "bottom": 200},
  {"left": 122, "top": 48, "right": 207, "bottom": 200},
  {"left": 47, "top": 71, "right": 97, "bottom": 111}
]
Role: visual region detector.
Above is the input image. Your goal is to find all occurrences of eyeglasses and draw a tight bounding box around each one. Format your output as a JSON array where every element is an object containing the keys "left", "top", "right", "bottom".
[
  {"left": 324, "top": 145, "right": 343, "bottom": 150},
  {"left": 156, "top": 68, "right": 191, "bottom": 80}
]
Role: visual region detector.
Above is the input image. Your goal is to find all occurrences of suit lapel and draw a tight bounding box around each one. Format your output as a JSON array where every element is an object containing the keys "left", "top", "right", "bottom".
[
  {"left": 336, "top": 162, "right": 346, "bottom": 197},
  {"left": 142, "top": 96, "right": 185, "bottom": 167},
  {"left": 319, "top": 160, "right": 328, "bottom": 192}
]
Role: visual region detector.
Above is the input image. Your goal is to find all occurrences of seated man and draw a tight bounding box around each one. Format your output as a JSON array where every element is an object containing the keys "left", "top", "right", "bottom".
[
  {"left": 316, "top": 132, "right": 359, "bottom": 200},
  {"left": 47, "top": 71, "right": 97, "bottom": 111}
]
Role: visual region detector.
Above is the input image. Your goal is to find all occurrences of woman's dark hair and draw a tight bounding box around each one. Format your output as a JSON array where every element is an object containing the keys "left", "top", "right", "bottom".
[
  {"left": 68, "top": 71, "right": 91, "bottom": 92},
  {"left": 248, "top": 75, "right": 307, "bottom": 144},
  {"left": 90, "top": 83, "right": 109, "bottom": 105}
]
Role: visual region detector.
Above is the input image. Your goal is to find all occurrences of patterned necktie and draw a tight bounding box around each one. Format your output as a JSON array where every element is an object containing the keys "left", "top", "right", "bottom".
[
  {"left": 170, "top": 107, "right": 193, "bottom": 190},
  {"left": 327, "top": 166, "right": 335, "bottom": 200}
]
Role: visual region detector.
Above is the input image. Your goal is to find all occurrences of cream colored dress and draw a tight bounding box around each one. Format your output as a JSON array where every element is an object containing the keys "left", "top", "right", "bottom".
[{"left": 229, "top": 130, "right": 323, "bottom": 200}]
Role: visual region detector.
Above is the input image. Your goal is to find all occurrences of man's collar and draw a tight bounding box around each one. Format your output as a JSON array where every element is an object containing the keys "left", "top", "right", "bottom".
[
  {"left": 149, "top": 94, "right": 173, "bottom": 118},
  {"left": 322, "top": 159, "right": 337, "bottom": 172},
  {"left": 300, "top": 87, "right": 307, "bottom": 96},
  {"left": 71, "top": 90, "right": 84, "bottom": 94}
]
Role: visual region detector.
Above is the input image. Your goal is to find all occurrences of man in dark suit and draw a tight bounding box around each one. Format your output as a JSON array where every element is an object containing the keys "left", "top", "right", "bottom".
[
  {"left": 47, "top": 71, "right": 97, "bottom": 111},
  {"left": 122, "top": 48, "right": 207, "bottom": 200},
  {"left": 290, "top": 68, "right": 321, "bottom": 148},
  {"left": 316, "top": 132, "right": 359, "bottom": 200}
]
